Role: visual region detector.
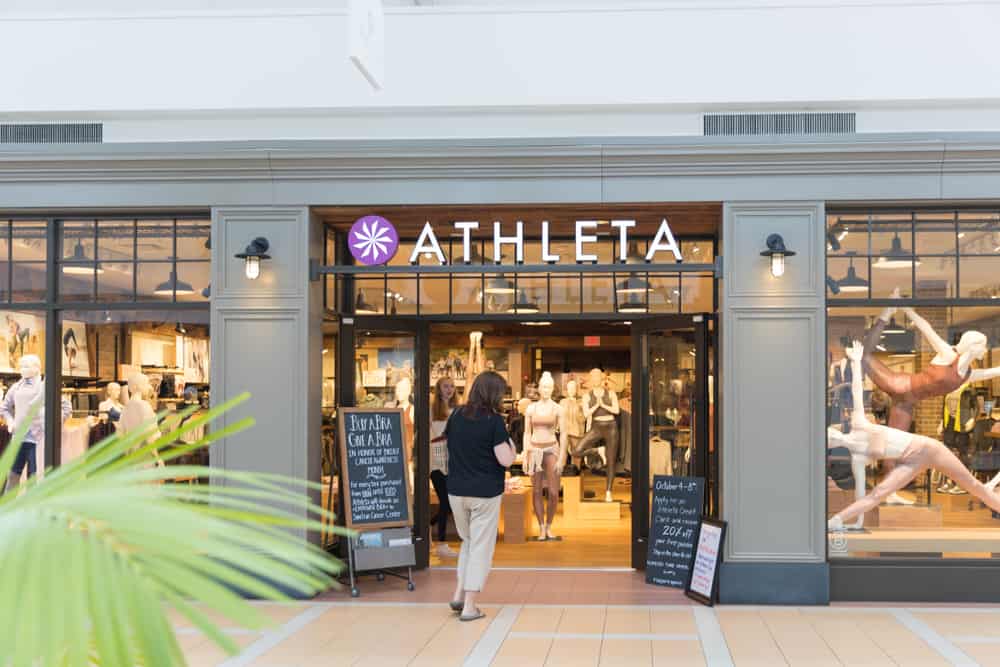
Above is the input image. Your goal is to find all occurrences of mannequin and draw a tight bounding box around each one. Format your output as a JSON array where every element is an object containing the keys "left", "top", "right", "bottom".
[
  {"left": 523, "top": 372, "right": 567, "bottom": 540},
  {"left": 935, "top": 383, "right": 977, "bottom": 494},
  {"left": 465, "top": 331, "right": 484, "bottom": 390},
  {"left": 98, "top": 382, "right": 125, "bottom": 431},
  {"left": 0, "top": 355, "right": 71, "bottom": 490},
  {"left": 120, "top": 372, "right": 164, "bottom": 466},
  {"left": 385, "top": 376, "right": 416, "bottom": 451},
  {"left": 560, "top": 380, "right": 586, "bottom": 476},
  {"left": 828, "top": 341, "right": 1000, "bottom": 530},
  {"left": 572, "top": 368, "right": 621, "bottom": 502}
]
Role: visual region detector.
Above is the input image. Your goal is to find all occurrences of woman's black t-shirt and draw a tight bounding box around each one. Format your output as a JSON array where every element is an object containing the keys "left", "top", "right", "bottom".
[{"left": 445, "top": 409, "right": 510, "bottom": 498}]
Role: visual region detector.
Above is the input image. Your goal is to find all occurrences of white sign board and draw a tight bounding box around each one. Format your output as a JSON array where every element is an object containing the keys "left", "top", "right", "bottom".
[
  {"left": 349, "top": 0, "right": 385, "bottom": 91},
  {"left": 687, "top": 521, "right": 725, "bottom": 604}
]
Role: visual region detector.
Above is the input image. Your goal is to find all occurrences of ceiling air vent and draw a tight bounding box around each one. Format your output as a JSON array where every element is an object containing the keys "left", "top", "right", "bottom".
[
  {"left": 704, "top": 112, "right": 855, "bottom": 137},
  {"left": 0, "top": 123, "right": 103, "bottom": 144}
]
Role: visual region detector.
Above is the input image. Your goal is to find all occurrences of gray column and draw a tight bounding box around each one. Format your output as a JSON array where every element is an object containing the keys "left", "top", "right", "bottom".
[
  {"left": 719, "top": 201, "right": 828, "bottom": 604},
  {"left": 210, "top": 206, "right": 323, "bottom": 543}
]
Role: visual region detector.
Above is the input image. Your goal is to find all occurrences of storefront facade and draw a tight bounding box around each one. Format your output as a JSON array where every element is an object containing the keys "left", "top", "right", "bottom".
[{"left": 3, "top": 134, "right": 1000, "bottom": 603}]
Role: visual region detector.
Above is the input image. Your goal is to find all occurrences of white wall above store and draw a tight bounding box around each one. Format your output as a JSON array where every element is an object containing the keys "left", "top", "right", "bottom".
[{"left": 3, "top": 1, "right": 1000, "bottom": 140}]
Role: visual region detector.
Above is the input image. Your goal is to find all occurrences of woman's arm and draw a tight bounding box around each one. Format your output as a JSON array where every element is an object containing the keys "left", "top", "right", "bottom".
[
  {"left": 494, "top": 440, "right": 516, "bottom": 467},
  {"left": 903, "top": 307, "right": 954, "bottom": 358},
  {"left": 522, "top": 406, "right": 534, "bottom": 456}
]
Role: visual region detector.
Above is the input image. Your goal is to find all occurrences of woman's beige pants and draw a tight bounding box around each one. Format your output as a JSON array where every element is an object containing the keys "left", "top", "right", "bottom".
[{"left": 449, "top": 493, "right": 503, "bottom": 592}]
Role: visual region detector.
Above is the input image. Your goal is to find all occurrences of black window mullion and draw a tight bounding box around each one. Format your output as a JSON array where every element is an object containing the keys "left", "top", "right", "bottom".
[
  {"left": 6, "top": 220, "right": 12, "bottom": 304},
  {"left": 132, "top": 219, "right": 138, "bottom": 301},
  {"left": 953, "top": 210, "right": 960, "bottom": 299},
  {"left": 93, "top": 218, "right": 99, "bottom": 300},
  {"left": 173, "top": 218, "right": 179, "bottom": 302},
  {"left": 910, "top": 212, "right": 917, "bottom": 298}
]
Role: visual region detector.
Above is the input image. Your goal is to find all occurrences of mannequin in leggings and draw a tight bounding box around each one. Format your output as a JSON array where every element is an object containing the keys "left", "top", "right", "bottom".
[
  {"left": 829, "top": 341, "right": 1000, "bottom": 530},
  {"left": 862, "top": 289, "right": 1000, "bottom": 500},
  {"left": 572, "top": 368, "right": 621, "bottom": 502},
  {"left": 523, "top": 372, "right": 567, "bottom": 541}
]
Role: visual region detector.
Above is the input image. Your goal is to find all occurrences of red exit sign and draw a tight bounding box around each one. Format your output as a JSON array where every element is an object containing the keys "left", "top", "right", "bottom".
[{"left": 584, "top": 336, "right": 601, "bottom": 347}]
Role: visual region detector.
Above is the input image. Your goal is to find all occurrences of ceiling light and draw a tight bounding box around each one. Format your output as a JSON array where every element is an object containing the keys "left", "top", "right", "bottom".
[
  {"left": 618, "top": 295, "right": 648, "bottom": 313},
  {"left": 484, "top": 276, "right": 515, "bottom": 295},
  {"left": 175, "top": 322, "right": 187, "bottom": 335},
  {"left": 876, "top": 344, "right": 887, "bottom": 352},
  {"left": 837, "top": 254, "right": 869, "bottom": 293},
  {"left": 354, "top": 291, "right": 378, "bottom": 315},
  {"left": 152, "top": 270, "right": 195, "bottom": 296},
  {"left": 958, "top": 232, "right": 966, "bottom": 239},
  {"left": 62, "top": 240, "right": 105, "bottom": 275},
  {"left": 883, "top": 317, "right": 906, "bottom": 334},
  {"left": 510, "top": 289, "right": 540, "bottom": 314},
  {"left": 837, "top": 228, "right": 849, "bottom": 241},
  {"left": 616, "top": 275, "right": 651, "bottom": 295},
  {"left": 873, "top": 233, "right": 920, "bottom": 269},
  {"left": 521, "top": 321, "right": 551, "bottom": 327}
]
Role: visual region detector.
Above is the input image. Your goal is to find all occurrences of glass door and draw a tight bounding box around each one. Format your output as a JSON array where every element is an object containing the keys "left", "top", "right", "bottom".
[
  {"left": 338, "top": 316, "right": 431, "bottom": 568},
  {"left": 630, "top": 315, "right": 714, "bottom": 569}
]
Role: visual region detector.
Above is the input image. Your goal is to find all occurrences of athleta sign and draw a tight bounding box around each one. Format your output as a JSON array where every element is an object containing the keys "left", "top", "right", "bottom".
[{"left": 349, "top": 215, "right": 684, "bottom": 266}]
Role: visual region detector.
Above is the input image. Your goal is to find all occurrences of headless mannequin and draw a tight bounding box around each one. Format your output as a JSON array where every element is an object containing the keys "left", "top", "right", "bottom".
[
  {"left": 523, "top": 372, "right": 567, "bottom": 541},
  {"left": 935, "top": 384, "right": 977, "bottom": 494},
  {"left": 99, "top": 382, "right": 125, "bottom": 431},
  {"left": 386, "top": 377, "right": 415, "bottom": 491},
  {"left": 560, "top": 380, "right": 586, "bottom": 475},
  {"left": 572, "top": 368, "right": 621, "bottom": 502},
  {"left": 829, "top": 341, "right": 1000, "bottom": 530}
]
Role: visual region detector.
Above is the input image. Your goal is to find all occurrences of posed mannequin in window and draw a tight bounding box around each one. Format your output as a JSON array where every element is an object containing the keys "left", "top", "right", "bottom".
[
  {"left": 385, "top": 377, "right": 416, "bottom": 493},
  {"left": 1, "top": 355, "right": 71, "bottom": 491},
  {"left": 465, "top": 331, "right": 484, "bottom": 390},
  {"left": 572, "top": 368, "right": 621, "bottom": 502},
  {"left": 430, "top": 377, "right": 459, "bottom": 559},
  {"left": 523, "top": 372, "right": 568, "bottom": 541},
  {"left": 828, "top": 341, "right": 1000, "bottom": 531},
  {"left": 861, "top": 288, "right": 1000, "bottom": 503},
  {"left": 559, "top": 379, "right": 586, "bottom": 477},
  {"left": 98, "top": 382, "right": 125, "bottom": 432}
]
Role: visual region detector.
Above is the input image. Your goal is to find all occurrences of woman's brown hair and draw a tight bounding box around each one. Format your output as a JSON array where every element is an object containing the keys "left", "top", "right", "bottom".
[
  {"left": 432, "top": 377, "right": 458, "bottom": 421},
  {"left": 461, "top": 371, "right": 507, "bottom": 418}
]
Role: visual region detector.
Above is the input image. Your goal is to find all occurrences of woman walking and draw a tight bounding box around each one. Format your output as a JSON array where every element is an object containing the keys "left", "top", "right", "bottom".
[
  {"left": 445, "top": 370, "right": 515, "bottom": 622},
  {"left": 430, "top": 377, "right": 459, "bottom": 558}
]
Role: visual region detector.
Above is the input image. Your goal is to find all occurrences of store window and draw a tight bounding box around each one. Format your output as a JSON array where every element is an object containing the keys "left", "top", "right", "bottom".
[
  {"left": 826, "top": 209, "right": 1000, "bottom": 559},
  {"left": 60, "top": 310, "right": 210, "bottom": 469},
  {"left": 0, "top": 216, "right": 211, "bottom": 479}
]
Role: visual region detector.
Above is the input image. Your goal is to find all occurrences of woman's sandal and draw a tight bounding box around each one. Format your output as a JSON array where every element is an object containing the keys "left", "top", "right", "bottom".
[
  {"left": 459, "top": 608, "right": 486, "bottom": 622},
  {"left": 449, "top": 600, "right": 464, "bottom": 612}
]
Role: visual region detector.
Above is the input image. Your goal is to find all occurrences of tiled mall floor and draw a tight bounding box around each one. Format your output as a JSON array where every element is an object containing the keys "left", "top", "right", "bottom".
[{"left": 178, "top": 571, "right": 1000, "bottom": 666}]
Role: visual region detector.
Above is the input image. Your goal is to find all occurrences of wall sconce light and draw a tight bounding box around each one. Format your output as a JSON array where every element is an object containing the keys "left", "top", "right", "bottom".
[
  {"left": 235, "top": 237, "right": 271, "bottom": 280},
  {"left": 760, "top": 234, "right": 795, "bottom": 278}
]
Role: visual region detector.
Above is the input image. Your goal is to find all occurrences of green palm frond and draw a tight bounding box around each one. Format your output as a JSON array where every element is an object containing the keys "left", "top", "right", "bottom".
[{"left": 0, "top": 393, "right": 347, "bottom": 667}]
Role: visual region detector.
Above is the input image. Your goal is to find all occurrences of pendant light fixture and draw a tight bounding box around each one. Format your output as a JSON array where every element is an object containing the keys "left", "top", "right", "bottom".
[
  {"left": 62, "top": 240, "right": 104, "bottom": 275},
  {"left": 883, "top": 317, "right": 906, "bottom": 335},
  {"left": 618, "top": 294, "right": 649, "bottom": 314},
  {"left": 521, "top": 321, "right": 552, "bottom": 327},
  {"left": 873, "top": 233, "right": 921, "bottom": 269},
  {"left": 510, "top": 289, "right": 540, "bottom": 314},
  {"left": 616, "top": 275, "right": 651, "bottom": 297},
  {"left": 836, "top": 253, "right": 869, "bottom": 293},
  {"left": 152, "top": 270, "right": 195, "bottom": 296},
  {"left": 484, "top": 275, "right": 516, "bottom": 295},
  {"left": 354, "top": 291, "right": 378, "bottom": 315}
]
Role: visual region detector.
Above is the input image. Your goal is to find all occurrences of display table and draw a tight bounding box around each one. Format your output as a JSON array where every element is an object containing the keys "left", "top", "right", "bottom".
[
  {"left": 561, "top": 476, "right": 621, "bottom": 521},
  {"left": 499, "top": 488, "right": 534, "bottom": 544}
]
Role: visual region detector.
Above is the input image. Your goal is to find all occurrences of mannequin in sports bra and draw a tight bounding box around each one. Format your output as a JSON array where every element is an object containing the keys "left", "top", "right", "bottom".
[
  {"left": 523, "top": 372, "right": 568, "bottom": 541},
  {"left": 863, "top": 289, "right": 1000, "bottom": 431},
  {"left": 828, "top": 341, "right": 1000, "bottom": 531},
  {"left": 572, "top": 368, "right": 621, "bottom": 502},
  {"left": 98, "top": 382, "right": 124, "bottom": 431}
]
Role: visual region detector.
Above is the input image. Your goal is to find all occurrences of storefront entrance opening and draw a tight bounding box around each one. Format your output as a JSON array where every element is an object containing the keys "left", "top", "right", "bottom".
[
  {"left": 319, "top": 203, "right": 721, "bottom": 570},
  {"left": 334, "top": 315, "right": 716, "bottom": 570}
]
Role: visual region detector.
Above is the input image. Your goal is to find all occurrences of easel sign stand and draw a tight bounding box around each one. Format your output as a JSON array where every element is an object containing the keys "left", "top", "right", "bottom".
[
  {"left": 338, "top": 408, "right": 416, "bottom": 598},
  {"left": 685, "top": 518, "right": 728, "bottom": 606}
]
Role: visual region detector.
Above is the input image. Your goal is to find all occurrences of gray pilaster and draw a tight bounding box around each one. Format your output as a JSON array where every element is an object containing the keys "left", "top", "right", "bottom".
[
  {"left": 210, "top": 206, "right": 323, "bottom": 542},
  {"left": 719, "top": 201, "right": 829, "bottom": 604}
]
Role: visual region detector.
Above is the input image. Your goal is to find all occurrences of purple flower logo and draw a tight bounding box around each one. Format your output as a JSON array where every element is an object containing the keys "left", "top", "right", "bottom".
[{"left": 349, "top": 215, "right": 399, "bottom": 265}]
